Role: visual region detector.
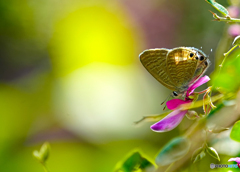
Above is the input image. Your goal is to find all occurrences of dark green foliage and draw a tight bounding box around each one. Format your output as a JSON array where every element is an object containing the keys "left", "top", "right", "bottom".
[
  {"left": 230, "top": 120, "right": 240, "bottom": 142},
  {"left": 116, "top": 151, "right": 154, "bottom": 172},
  {"left": 155, "top": 137, "right": 191, "bottom": 166},
  {"left": 211, "top": 49, "right": 240, "bottom": 93}
]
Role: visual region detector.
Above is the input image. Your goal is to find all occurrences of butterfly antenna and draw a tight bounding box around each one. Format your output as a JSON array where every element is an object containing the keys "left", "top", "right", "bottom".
[
  {"left": 161, "top": 94, "right": 170, "bottom": 105},
  {"left": 208, "top": 49, "right": 213, "bottom": 58},
  {"left": 163, "top": 104, "right": 167, "bottom": 110},
  {"left": 161, "top": 93, "right": 171, "bottom": 110}
]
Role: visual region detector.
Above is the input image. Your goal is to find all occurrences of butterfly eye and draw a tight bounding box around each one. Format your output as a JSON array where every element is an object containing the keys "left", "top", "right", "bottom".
[
  {"left": 200, "top": 56, "right": 204, "bottom": 61},
  {"left": 190, "top": 53, "right": 194, "bottom": 57},
  {"left": 172, "top": 91, "right": 178, "bottom": 97}
]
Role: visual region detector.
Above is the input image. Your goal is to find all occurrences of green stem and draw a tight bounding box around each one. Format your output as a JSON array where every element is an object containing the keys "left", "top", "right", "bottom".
[
  {"left": 210, "top": 11, "right": 240, "bottom": 23},
  {"left": 184, "top": 117, "right": 207, "bottom": 138},
  {"left": 214, "top": 44, "right": 239, "bottom": 89},
  {"left": 164, "top": 162, "right": 175, "bottom": 172},
  {"left": 204, "top": 129, "right": 208, "bottom": 144},
  {"left": 215, "top": 17, "right": 240, "bottom": 22},
  {"left": 181, "top": 94, "right": 224, "bottom": 111},
  {"left": 220, "top": 44, "right": 238, "bottom": 67},
  {"left": 41, "top": 163, "right": 50, "bottom": 172}
]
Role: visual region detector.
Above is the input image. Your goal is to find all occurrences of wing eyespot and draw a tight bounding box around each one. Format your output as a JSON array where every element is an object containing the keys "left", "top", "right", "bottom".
[{"left": 200, "top": 56, "right": 204, "bottom": 61}]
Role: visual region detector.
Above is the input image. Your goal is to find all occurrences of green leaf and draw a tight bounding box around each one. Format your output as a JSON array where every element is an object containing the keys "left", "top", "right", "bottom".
[
  {"left": 122, "top": 152, "right": 142, "bottom": 171},
  {"left": 206, "top": 147, "right": 220, "bottom": 161},
  {"left": 155, "top": 137, "right": 191, "bottom": 166},
  {"left": 230, "top": 120, "right": 240, "bottom": 142},
  {"left": 211, "top": 49, "right": 240, "bottom": 93},
  {"left": 39, "top": 142, "right": 50, "bottom": 162},
  {"left": 33, "top": 142, "right": 50, "bottom": 164},
  {"left": 117, "top": 151, "right": 155, "bottom": 172},
  {"left": 33, "top": 150, "right": 41, "bottom": 162},
  {"left": 139, "top": 158, "right": 154, "bottom": 170},
  {"left": 206, "top": 0, "right": 229, "bottom": 17},
  {"left": 191, "top": 147, "right": 206, "bottom": 163},
  {"left": 209, "top": 126, "right": 229, "bottom": 133}
]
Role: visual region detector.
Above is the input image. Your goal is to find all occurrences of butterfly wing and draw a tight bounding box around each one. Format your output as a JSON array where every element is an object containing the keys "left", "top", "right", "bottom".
[
  {"left": 166, "top": 47, "right": 199, "bottom": 91},
  {"left": 189, "top": 48, "right": 210, "bottom": 85},
  {"left": 139, "top": 48, "right": 176, "bottom": 90}
]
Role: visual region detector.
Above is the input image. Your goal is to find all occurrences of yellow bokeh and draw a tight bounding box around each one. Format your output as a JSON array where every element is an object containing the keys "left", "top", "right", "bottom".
[{"left": 50, "top": 5, "right": 137, "bottom": 76}]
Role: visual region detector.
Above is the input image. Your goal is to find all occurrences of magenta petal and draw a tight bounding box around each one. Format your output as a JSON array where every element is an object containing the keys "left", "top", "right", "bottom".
[
  {"left": 166, "top": 99, "right": 189, "bottom": 110},
  {"left": 187, "top": 75, "right": 210, "bottom": 96},
  {"left": 228, "top": 157, "right": 240, "bottom": 164},
  {"left": 150, "top": 110, "right": 188, "bottom": 132}
]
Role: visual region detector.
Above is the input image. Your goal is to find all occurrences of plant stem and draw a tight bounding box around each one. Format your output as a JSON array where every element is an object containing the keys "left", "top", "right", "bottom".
[
  {"left": 41, "top": 163, "right": 50, "bottom": 172},
  {"left": 220, "top": 44, "right": 238, "bottom": 67},
  {"left": 164, "top": 162, "right": 175, "bottom": 172},
  {"left": 215, "top": 17, "right": 240, "bottom": 22},
  {"left": 210, "top": 11, "right": 240, "bottom": 23},
  {"left": 157, "top": 101, "right": 239, "bottom": 172},
  {"left": 181, "top": 94, "right": 224, "bottom": 111}
]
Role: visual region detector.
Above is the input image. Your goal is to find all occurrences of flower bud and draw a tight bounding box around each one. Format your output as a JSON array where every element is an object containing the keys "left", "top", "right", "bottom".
[
  {"left": 228, "top": 24, "right": 240, "bottom": 38},
  {"left": 186, "top": 110, "right": 199, "bottom": 120},
  {"left": 227, "top": 6, "right": 240, "bottom": 18}
]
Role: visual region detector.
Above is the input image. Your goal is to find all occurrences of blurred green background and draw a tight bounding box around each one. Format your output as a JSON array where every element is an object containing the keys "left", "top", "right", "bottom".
[{"left": 0, "top": 0, "right": 235, "bottom": 171}]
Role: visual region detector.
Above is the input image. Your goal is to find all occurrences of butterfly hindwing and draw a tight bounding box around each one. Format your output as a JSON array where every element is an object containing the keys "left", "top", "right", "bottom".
[{"left": 139, "top": 48, "right": 176, "bottom": 91}]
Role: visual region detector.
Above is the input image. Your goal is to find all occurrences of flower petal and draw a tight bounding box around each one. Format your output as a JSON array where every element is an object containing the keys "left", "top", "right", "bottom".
[
  {"left": 166, "top": 99, "right": 191, "bottom": 110},
  {"left": 228, "top": 157, "right": 240, "bottom": 164},
  {"left": 150, "top": 110, "right": 188, "bottom": 132},
  {"left": 228, "top": 158, "right": 236, "bottom": 162},
  {"left": 187, "top": 75, "right": 210, "bottom": 96}
]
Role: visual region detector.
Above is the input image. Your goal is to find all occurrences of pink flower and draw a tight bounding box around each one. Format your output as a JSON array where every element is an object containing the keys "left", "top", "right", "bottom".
[
  {"left": 228, "top": 24, "right": 240, "bottom": 38},
  {"left": 151, "top": 75, "right": 210, "bottom": 132},
  {"left": 228, "top": 157, "right": 240, "bottom": 164},
  {"left": 228, "top": 6, "right": 240, "bottom": 18}
]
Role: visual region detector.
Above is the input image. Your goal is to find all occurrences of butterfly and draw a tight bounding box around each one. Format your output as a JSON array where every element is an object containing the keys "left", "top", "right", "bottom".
[{"left": 139, "top": 47, "right": 210, "bottom": 97}]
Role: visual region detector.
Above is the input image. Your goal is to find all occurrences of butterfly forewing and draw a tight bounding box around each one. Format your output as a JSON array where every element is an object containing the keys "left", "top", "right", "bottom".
[
  {"left": 166, "top": 48, "right": 198, "bottom": 90},
  {"left": 139, "top": 49, "right": 176, "bottom": 91}
]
